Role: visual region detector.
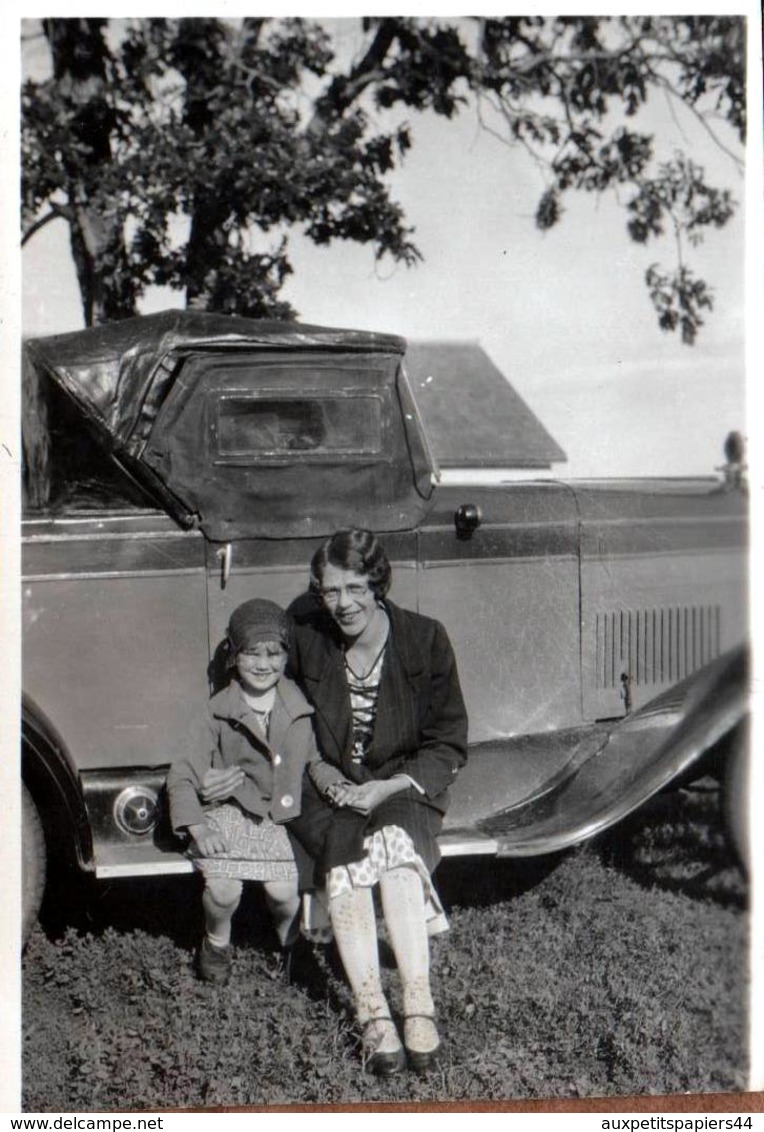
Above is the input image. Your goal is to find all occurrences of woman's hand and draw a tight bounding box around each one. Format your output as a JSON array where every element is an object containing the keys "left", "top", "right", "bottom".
[
  {"left": 330, "top": 776, "right": 410, "bottom": 815},
  {"left": 324, "top": 779, "right": 357, "bottom": 808},
  {"left": 199, "top": 765, "right": 246, "bottom": 804},
  {"left": 187, "top": 821, "right": 229, "bottom": 857}
]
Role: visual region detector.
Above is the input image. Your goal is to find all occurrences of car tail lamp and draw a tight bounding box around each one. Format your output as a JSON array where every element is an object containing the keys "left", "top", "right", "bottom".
[{"left": 114, "top": 785, "right": 160, "bottom": 836}]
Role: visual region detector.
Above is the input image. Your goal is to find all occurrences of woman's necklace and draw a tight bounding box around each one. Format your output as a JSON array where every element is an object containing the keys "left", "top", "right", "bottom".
[{"left": 344, "top": 608, "right": 389, "bottom": 680}]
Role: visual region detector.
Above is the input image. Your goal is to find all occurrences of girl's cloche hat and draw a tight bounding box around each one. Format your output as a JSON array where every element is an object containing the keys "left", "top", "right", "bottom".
[{"left": 227, "top": 599, "right": 290, "bottom": 652}]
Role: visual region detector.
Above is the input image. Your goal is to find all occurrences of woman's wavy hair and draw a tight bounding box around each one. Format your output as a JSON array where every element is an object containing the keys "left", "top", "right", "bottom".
[{"left": 309, "top": 528, "right": 392, "bottom": 602}]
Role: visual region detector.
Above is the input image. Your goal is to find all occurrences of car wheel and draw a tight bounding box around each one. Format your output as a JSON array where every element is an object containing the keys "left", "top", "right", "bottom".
[
  {"left": 22, "top": 783, "right": 46, "bottom": 944},
  {"left": 722, "top": 720, "right": 749, "bottom": 874}
]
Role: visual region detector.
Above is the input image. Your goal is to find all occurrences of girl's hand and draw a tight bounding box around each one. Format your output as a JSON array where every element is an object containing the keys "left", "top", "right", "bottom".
[
  {"left": 199, "top": 765, "right": 246, "bottom": 804},
  {"left": 187, "top": 822, "right": 228, "bottom": 857}
]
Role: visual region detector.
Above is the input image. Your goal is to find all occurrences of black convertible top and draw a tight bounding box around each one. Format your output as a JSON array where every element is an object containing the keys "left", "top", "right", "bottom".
[{"left": 24, "top": 310, "right": 406, "bottom": 447}]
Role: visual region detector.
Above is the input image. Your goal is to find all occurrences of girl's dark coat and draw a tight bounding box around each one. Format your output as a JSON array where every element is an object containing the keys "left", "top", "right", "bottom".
[{"left": 287, "top": 599, "right": 468, "bottom": 879}]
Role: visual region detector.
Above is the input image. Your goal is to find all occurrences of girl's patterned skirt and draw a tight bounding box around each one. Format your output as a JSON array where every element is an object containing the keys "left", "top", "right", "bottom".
[{"left": 188, "top": 803, "right": 298, "bottom": 883}]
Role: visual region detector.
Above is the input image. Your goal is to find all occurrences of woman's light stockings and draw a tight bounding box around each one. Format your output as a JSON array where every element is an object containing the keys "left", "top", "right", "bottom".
[
  {"left": 379, "top": 866, "right": 439, "bottom": 1053},
  {"left": 329, "top": 885, "right": 401, "bottom": 1054}
]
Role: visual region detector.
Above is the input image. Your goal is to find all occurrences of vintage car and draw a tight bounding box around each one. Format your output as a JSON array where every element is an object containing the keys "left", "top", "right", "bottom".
[{"left": 20, "top": 311, "right": 749, "bottom": 941}]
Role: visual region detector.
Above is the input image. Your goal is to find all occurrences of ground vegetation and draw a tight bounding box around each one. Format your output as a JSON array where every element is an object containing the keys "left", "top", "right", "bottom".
[{"left": 22, "top": 785, "right": 747, "bottom": 1110}]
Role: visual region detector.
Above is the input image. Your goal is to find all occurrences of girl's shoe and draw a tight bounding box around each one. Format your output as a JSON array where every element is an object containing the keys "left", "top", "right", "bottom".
[
  {"left": 361, "top": 1016, "right": 406, "bottom": 1077},
  {"left": 403, "top": 1014, "right": 442, "bottom": 1074},
  {"left": 197, "top": 936, "right": 232, "bottom": 985}
]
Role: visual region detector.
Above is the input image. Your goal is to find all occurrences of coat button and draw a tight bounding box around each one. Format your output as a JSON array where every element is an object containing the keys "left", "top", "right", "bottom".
[
  {"left": 280, "top": 794, "right": 293, "bottom": 808},
  {"left": 273, "top": 754, "right": 282, "bottom": 766}
]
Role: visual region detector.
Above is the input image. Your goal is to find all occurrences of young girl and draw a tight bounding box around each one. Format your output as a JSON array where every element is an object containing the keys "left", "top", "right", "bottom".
[{"left": 166, "top": 598, "right": 343, "bottom": 984}]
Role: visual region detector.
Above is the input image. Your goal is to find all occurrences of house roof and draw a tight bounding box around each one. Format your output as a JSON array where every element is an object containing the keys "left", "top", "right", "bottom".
[{"left": 404, "top": 340, "right": 566, "bottom": 469}]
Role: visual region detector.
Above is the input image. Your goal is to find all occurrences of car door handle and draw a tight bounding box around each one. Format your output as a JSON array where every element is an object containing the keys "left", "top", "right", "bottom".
[
  {"left": 217, "top": 543, "right": 233, "bottom": 587},
  {"left": 455, "top": 503, "right": 481, "bottom": 540}
]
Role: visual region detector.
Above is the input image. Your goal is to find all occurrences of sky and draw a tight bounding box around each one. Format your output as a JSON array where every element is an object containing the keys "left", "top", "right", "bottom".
[{"left": 19, "top": 12, "right": 754, "bottom": 479}]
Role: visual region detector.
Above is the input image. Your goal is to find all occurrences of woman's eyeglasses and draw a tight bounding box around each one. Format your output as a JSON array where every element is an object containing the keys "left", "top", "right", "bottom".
[{"left": 320, "top": 584, "right": 370, "bottom": 604}]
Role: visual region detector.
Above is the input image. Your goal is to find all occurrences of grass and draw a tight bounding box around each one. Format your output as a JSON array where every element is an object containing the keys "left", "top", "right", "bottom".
[{"left": 22, "top": 784, "right": 748, "bottom": 1110}]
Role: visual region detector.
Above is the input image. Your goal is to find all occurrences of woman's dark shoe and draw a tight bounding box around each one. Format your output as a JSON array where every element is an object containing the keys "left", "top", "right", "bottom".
[
  {"left": 403, "top": 1014, "right": 442, "bottom": 1074},
  {"left": 197, "top": 936, "right": 232, "bottom": 985},
  {"left": 361, "top": 1017, "right": 406, "bottom": 1077}
]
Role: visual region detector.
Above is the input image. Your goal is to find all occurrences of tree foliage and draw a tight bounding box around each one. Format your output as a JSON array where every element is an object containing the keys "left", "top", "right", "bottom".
[{"left": 21, "top": 16, "right": 745, "bottom": 339}]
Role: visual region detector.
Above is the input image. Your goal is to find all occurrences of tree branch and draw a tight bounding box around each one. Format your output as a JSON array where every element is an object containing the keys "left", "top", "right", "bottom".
[
  {"left": 308, "top": 18, "right": 398, "bottom": 134},
  {"left": 649, "top": 71, "right": 744, "bottom": 173},
  {"left": 21, "top": 204, "right": 72, "bottom": 246}
]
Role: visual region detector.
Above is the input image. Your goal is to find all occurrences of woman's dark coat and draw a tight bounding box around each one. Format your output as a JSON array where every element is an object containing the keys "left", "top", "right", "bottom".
[{"left": 287, "top": 599, "right": 468, "bottom": 879}]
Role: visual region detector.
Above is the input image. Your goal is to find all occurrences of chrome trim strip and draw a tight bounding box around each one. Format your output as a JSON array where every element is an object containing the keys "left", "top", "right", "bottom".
[
  {"left": 420, "top": 546, "right": 739, "bottom": 570},
  {"left": 93, "top": 834, "right": 500, "bottom": 874},
  {"left": 434, "top": 470, "right": 556, "bottom": 485},
  {"left": 22, "top": 568, "right": 206, "bottom": 582},
  {"left": 582, "top": 547, "right": 744, "bottom": 564},
  {"left": 583, "top": 515, "right": 744, "bottom": 528},
  {"left": 95, "top": 860, "right": 195, "bottom": 878},
  {"left": 21, "top": 511, "right": 165, "bottom": 527},
  {"left": 419, "top": 555, "right": 578, "bottom": 569},
  {"left": 22, "top": 529, "right": 199, "bottom": 544},
  {"left": 215, "top": 560, "right": 419, "bottom": 576},
  {"left": 422, "top": 515, "right": 743, "bottom": 532},
  {"left": 438, "top": 835, "right": 499, "bottom": 857},
  {"left": 94, "top": 840, "right": 499, "bottom": 874},
  {"left": 422, "top": 519, "right": 576, "bottom": 533}
]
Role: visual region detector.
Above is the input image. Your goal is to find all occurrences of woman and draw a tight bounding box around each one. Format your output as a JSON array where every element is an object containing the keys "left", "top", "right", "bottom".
[{"left": 290, "top": 528, "right": 468, "bottom": 1075}]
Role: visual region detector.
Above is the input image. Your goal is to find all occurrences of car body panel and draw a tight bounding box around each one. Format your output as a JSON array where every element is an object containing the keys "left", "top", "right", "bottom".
[
  {"left": 22, "top": 514, "right": 210, "bottom": 771},
  {"left": 415, "top": 482, "right": 581, "bottom": 740},
  {"left": 20, "top": 312, "right": 749, "bottom": 883},
  {"left": 575, "top": 484, "right": 748, "bottom": 719},
  {"left": 81, "top": 642, "right": 746, "bottom": 874},
  {"left": 479, "top": 643, "right": 748, "bottom": 855}
]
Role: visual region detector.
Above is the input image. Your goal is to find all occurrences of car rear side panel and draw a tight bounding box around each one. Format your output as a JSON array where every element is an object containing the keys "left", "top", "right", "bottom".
[
  {"left": 22, "top": 513, "right": 210, "bottom": 772},
  {"left": 575, "top": 484, "right": 748, "bottom": 719},
  {"left": 416, "top": 482, "right": 583, "bottom": 742}
]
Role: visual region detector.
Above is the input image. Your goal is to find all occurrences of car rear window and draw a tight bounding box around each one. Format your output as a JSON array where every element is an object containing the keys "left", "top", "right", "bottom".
[{"left": 214, "top": 395, "right": 383, "bottom": 461}]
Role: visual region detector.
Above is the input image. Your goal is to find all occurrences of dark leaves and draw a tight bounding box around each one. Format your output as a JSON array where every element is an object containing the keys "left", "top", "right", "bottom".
[
  {"left": 22, "top": 15, "right": 744, "bottom": 337},
  {"left": 646, "top": 264, "right": 714, "bottom": 345},
  {"left": 627, "top": 155, "right": 735, "bottom": 246},
  {"left": 535, "top": 188, "right": 561, "bottom": 230},
  {"left": 372, "top": 20, "right": 472, "bottom": 117}
]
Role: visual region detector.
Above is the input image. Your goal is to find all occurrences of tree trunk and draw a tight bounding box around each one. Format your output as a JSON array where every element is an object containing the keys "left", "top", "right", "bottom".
[
  {"left": 21, "top": 350, "right": 50, "bottom": 510},
  {"left": 184, "top": 197, "right": 230, "bottom": 311},
  {"left": 44, "top": 18, "right": 137, "bottom": 325}
]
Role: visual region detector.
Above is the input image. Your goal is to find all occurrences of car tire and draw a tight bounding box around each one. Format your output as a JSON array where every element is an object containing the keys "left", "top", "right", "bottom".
[
  {"left": 722, "top": 719, "right": 749, "bottom": 874},
  {"left": 22, "top": 783, "right": 46, "bottom": 944}
]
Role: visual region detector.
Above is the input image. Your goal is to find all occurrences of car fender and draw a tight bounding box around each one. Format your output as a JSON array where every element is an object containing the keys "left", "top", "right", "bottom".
[
  {"left": 22, "top": 692, "right": 94, "bottom": 872},
  {"left": 475, "top": 644, "right": 748, "bottom": 856}
]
